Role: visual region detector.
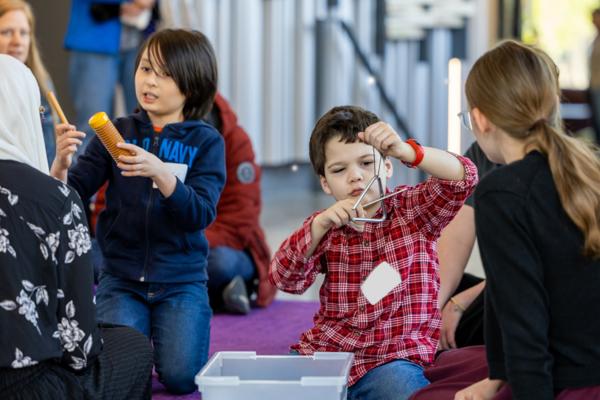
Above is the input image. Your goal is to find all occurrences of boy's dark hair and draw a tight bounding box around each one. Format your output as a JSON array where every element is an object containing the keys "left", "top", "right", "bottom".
[
  {"left": 135, "top": 29, "right": 218, "bottom": 120},
  {"left": 309, "top": 105, "right": 380, "bottom": 176}
]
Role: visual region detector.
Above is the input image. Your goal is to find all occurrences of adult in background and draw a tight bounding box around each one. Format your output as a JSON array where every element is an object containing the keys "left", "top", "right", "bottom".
[
  {"left": 413, "top": 40, "right": 600, "bottom": 400},
  {"left": 0, "top": 0, "right": 56, "bottom": 166},
  {"left": 202, "top": 94, "right": 277, "bottom": 313},
  {"left": 63, "top": 0, "right": 156, "bottom": 155}
]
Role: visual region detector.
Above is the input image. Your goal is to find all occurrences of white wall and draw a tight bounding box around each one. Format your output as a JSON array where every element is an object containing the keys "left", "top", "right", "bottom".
[{"left": 160, "top": 0, "right": 485, "bottom": 172}]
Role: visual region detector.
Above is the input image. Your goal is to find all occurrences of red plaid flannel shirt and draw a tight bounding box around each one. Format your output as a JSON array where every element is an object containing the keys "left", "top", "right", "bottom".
[{"left": 270, "top": 155, "right": 478, "bottom": 386}]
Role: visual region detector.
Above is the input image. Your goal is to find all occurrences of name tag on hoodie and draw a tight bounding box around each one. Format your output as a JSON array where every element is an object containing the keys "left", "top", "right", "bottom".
[
  {"left": 361, "top": 261, "right": 402, "bottom": 305},
  {"left": 153, "top": 162, "right": 188, "bottom": 188}
]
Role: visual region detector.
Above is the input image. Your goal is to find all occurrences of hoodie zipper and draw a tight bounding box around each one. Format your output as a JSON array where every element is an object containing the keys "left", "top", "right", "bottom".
[{"left": 140, "top": 132, "right": 161, "bottom": 282}]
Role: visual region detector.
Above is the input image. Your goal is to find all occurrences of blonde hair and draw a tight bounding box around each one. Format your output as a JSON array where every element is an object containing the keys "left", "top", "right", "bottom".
[
  {"left": 466, "top": 40, "right": 600, "bottom": 258},
  {"left": 0, "top": 0, "right": 50, "bottom": 95}
]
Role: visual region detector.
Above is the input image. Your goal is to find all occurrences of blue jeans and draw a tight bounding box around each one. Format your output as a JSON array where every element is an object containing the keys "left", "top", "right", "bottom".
[
  {"left": 206, "top": 246, "right": 255, "bottom": 291},
  {"left": 40, "top": 95, "right": 56, "bottom": 167},
  {"left": 95, "top": 272, "right": 212, "bottom": 394},
  {"left": 69, "top": 49, "right": 138, "bottom": 156},
  {"left": 347, "top": 359, "right": 429, "bottom": 400}
]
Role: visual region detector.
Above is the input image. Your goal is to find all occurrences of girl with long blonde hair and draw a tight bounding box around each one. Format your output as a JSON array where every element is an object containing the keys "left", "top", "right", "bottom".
[
  {"left": 412, "top": 40, "right": 600, "bottom": 400},
  {"left": 454, "top": 40, "right": 600, "bottom": 400}
]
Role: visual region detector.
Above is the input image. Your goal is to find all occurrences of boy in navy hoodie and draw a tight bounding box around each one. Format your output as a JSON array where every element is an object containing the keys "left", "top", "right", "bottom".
[{"left": 51, "top": 29, "right": 225, "bottom": 395}]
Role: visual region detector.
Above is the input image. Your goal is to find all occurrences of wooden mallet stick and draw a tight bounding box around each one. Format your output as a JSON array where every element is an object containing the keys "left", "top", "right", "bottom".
[{"left": 46, "top": 91, "right": 69, "bottom": 128}]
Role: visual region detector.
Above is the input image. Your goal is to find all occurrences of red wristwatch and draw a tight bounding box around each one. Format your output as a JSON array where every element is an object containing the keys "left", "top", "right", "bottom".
[{"left": 402, "top": 139, "right": 424, "bottom": 168}]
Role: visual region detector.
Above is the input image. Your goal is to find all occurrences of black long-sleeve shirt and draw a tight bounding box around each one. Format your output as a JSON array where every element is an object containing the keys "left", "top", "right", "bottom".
[
  {"left": 0, "top": 160, "right": 101, "bottom": 370},
  {"left": 475, "top": 151, "right": 600, "bottom": 399}
]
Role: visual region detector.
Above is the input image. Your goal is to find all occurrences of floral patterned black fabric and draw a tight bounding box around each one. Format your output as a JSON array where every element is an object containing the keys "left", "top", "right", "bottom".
[
  {"left": 0, "top": 160, "right": 101, "bottom": 370},
  {"left": 0, "top": 54, "right": 152, "bottom": 399}
]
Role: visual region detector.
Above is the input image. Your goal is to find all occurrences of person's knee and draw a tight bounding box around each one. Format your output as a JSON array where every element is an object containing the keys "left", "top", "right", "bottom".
[
  {"left": 155, "top": 348, "right": 205, "bottom": 394},
  {"left": 98, "top": 325, "right": 153, "bottom": 395},
  {"left": 159, "top": 369, "right": 198, "bottom": 395}
]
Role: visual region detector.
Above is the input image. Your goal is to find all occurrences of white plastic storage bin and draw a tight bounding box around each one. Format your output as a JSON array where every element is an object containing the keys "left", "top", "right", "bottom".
[{"left": 195, "top": 351, "right": 354, "bottom": 400}]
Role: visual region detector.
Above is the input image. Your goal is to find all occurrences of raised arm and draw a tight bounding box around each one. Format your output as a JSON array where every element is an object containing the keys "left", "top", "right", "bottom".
[
  {"left": 359, "top": 122, "right": 478, "bottom": 240},
  {"left": 359, "top": 121, "right": 465, "bottom": 181}
]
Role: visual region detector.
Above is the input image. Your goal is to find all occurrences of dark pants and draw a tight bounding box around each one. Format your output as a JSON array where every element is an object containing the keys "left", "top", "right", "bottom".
[
  {"left": 452, "top": 273, "right": 485, "bottom": 348},
  {"left": 0, "top": 325, "right": 153, "bottom": 400},
  {"left": 411, "top": 346, "right": 600, "bottom": 400},
  {"left": 206, "top": 246, "right": 256, "bottom": 309}
]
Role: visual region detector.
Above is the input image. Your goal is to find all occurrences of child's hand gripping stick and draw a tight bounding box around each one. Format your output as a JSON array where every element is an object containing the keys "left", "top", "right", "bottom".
[{"left": 88, "top": 112, "right": 134, "bottom": 162}]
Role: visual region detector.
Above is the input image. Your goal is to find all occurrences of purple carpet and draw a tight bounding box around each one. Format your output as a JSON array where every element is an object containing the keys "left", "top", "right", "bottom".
[{"left": 151, "top": 300, "right": 320, "bottom": 399}]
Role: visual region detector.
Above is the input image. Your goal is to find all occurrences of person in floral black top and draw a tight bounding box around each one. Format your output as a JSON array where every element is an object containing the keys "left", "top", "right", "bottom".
[{"left": 0, "top": 54, "right": 152, "bottom": 399}]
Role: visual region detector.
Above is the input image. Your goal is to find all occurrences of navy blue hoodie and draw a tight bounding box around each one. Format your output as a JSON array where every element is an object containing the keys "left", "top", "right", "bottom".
[{"left": 68, "top": 111, "right": 226, "bottom": 283}]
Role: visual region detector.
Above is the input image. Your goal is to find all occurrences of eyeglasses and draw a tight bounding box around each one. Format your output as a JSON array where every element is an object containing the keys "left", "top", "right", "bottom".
[{"left": 457, "top": 110, "right": 473, "bottom": 131}]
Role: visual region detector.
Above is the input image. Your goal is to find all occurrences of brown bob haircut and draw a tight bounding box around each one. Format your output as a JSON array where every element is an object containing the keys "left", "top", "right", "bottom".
[{"left": 135, "top": 29, "right": 218, "bottom": 120}]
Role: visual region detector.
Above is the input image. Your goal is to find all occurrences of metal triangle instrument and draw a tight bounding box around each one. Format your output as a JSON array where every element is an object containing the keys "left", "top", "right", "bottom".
[
  {"left": 351, "top": 145, "right": 387, "bottom": 223},
  {"left": 361, "top": 187, "right": 408, "bottom": 208}
]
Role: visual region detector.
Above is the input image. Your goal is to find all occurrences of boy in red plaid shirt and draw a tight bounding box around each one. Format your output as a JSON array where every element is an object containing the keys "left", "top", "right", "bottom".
[{"left": 270, "top": 106, "right": 478, "bottom": 400}]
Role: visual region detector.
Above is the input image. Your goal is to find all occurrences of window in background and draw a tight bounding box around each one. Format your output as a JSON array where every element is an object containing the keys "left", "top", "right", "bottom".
[{"left": 522, "top": 0, "right": 598, "bottom": 89}]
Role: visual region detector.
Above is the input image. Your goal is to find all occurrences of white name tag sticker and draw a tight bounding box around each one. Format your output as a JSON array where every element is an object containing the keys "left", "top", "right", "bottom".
[
  {"left": 360, "top": 261, "right": 402, "bottom": 305},
  {"left": 153, "top": 162, "right": 188, "bottom": 188}
]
